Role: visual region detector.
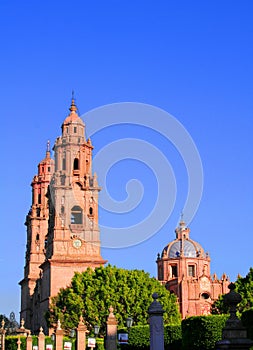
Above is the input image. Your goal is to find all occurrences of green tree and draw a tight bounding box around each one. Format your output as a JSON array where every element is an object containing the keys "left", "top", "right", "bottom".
[
  {"left": 212, "top": 267, "right": 253, "bottom": 315},
  {"left": 46, "top": 265, "right": 181, "bottom": 333}
]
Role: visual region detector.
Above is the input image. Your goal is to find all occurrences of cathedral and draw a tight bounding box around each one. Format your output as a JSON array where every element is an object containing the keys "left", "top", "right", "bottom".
[{"left": 20, "top": 99, "right": 229, "bottom": 333}]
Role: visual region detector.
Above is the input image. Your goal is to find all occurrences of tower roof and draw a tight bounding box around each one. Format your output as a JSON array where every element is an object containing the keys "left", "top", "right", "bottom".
[{"left": 62, "top": 97, "right": 84, "bottom": 127}]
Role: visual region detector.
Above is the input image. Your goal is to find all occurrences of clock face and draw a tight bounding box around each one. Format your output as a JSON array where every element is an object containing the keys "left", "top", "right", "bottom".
[{"left": 73, "top": 239, "right": 82, "bottom": 249}]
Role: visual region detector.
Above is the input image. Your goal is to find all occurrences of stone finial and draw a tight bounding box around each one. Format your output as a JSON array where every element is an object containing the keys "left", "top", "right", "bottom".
[
  {"left": 39, "top": 327, "right": 44, "bottom": 334},
  {"left": 224, "top": 283, "right": 241, "bottom": 322},
  {"left": 109, "top": 306, "right": 114, "bottom": 316},
  {"left": 148, "top": 293, "right": 165, "bottom": 315},
  {"left": 20, "top": 318, "right": 25, "bottom": 329},
  {"left": 79, "top": 315, "right": 84, "bottom": 325},
  {"left": 107, "top": 306, "right": 118, "bottom": 325},
  {"left": 69, "top": 95, "right": 77, "bottom": 113},
  {"left": 1, "top": 319, "right": 5, "bottom": 329},
  {"left": 57, "top": 319, "right": 61, "bottom": 330}
]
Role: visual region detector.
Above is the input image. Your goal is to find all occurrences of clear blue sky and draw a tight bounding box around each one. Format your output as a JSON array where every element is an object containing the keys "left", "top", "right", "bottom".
[{"left": 0, "top": 1, "right": 253, "bottom": 319}]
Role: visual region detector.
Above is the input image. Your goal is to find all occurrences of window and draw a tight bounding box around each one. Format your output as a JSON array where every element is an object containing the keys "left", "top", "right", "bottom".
[
  {"left": 36, "top": 234, "right": 40, "bottom": 241},
  {"left": 188, "top": 265, "right": 195, "bottom": 277},
  {"left": 71, "top": 206, "right": 83, "bottom": 224},
  {"left": 89, "top": 207, "right": 93, "bottom": 215},
  {"left": 73, "top": 158, "right": 79, "bottom": 170},
  {"left": 38, "top": 194, "right": 41, "bottom": 204},
  {"left": 171, "top": 265, "right": 178, "bottom": 278},
  {"left": 48, "top": 167, "right": 51, "bottom": 172},
  {"left": 62, "top": 158, "right": 66, "bottom": 170},
  {"left": 74, "top": 126, "right": 77, "bottom": 133},
  {"left": 201, "top": 293, "right": 210, "bottom": 300}
]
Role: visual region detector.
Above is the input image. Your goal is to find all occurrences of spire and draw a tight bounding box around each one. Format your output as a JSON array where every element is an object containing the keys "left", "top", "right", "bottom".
[
  {"left": 46, "top": 140, "right": 50, "bottom": 159},
  {"left": 69, "top": 90, "right": 78, "bottom": 113}
]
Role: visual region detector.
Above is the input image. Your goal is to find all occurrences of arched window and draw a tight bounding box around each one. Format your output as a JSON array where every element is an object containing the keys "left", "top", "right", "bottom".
[
  {"left": 71, "top": 206, "right": 83, "bottom": 224},
  {"left": 73, "top": 158, "right": 79, "bottom": 170},
  {"left": 36, "top": 234, "right": 40, "bottom": 241},
  {"left": 89, "top": 207, "right": 93, "bottom": 215}
]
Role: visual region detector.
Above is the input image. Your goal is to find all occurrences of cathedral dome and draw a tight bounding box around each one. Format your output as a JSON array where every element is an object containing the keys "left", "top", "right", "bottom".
[
  {"left": 161, "top": 220, "right": 206, "bottom": 259},
  {"left": 162, "top": 238, "right": 205, "bottom": 258}
]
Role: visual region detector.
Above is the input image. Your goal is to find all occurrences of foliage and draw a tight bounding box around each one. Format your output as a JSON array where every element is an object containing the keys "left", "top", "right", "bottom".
[
  {"left": 235, "top": 268, "right": 253, "bottom": 314},
  {"left": 212, "top": 268, "right": 253, "bottom": 316},
  {"left": 0, "top": 314, "right": 11, "bottom": 329},
  {"left": 164, "top": 324, "right": 182, "bottom": 350},
  {"left": 211, "top": 294, "right": 229, "bottom": 315},
  {"left": 118, "top": 324, "right": 181, "bottom": 350},
  {"left": 0, "top": 313, "right": 19, "bottom": 335},
  {"left": 5, "top": 336, "right": 27, "bottom": 350},
  {"left": 46, "top": 265, "right": 181, "bottom": 333},
  {"left": 181, "top": 315, "right": 228, "bottom": 350},
  {"left": 241, "top": 308, "right": 253, "bottom": 340}
]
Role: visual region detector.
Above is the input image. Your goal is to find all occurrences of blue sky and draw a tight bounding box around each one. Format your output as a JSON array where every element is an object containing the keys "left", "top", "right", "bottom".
[{"left": 0, "top": 1, "right": 253, "bottom": 319}]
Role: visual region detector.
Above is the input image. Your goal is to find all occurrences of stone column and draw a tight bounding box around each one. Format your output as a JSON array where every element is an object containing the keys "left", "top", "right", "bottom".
[
  {"left": 216, "top": 283, "right": 253, "bottom": 350},
  {"left": 105, "top": 306, "right": 118, "bottom": 350},
  {"left": 38, "top": 327, "right": 45, "bottom": 350},
  {"left": 55, "top": 320, "right": 64, "bottom": 350},
  {"left": 0, "top": 320, "right": 6, "bottom": 350},
  {"left": 76, "top": 316, "right": 87, "bottom": 350},
  {"left": 26, "top": 331, "right": 33, "bottom": 350},
  {"left": 148, "top": 293, "right": 165, "bottom": 350}
]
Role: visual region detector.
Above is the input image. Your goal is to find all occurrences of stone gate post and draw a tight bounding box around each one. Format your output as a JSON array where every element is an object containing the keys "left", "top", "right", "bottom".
[
  {"left": 0, "top": 320, "right": 6, "bottom": 350},
  {"left": 216, "top": 283, "right": 253, "bottom": 350},
  {"left": 148, "top": 293, "right": 165, "bottom": 350},
  {"left": 76, "top": 316, "right": 87, "bottom": 350},
  {"left": 26, "top": 331, "right": 33, "bottom": 350},
  {"left": 55, "top": 320, "right": 64, "bottom": 350},
  {"left": 38, "top": 327, "right": 45, "bottom": 350},
  {"left": 105, "top": 306, "right": 118, "bottom": 350}
]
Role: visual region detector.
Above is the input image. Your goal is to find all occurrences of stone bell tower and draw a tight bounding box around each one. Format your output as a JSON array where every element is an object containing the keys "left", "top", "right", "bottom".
[
  {"left": 19, "top": 142, "right": 54, "bottom": 329},
  {"left": 20, "top": 98, "right": 106, "bottom": 333}
]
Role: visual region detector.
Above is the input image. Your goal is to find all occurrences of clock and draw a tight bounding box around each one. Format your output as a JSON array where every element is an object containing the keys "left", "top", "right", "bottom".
[{"left": 73, "top": 239, "right": 82, "bottom": 249}]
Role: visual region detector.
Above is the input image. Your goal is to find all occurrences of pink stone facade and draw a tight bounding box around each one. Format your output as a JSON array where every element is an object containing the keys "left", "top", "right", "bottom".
[
  {"left": 157, "top": 221, "right": 229, "bottom": 318},
  {"left": 20, "top": 100, "right": 106, "bottom": 334}
]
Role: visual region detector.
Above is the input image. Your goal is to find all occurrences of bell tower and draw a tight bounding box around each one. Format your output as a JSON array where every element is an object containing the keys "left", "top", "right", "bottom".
[
  {"left": 19, "top": 142, "right": 54, "bottom": 328},
  {"left": 20, "top": 98, "right": 106, "bottom": 334}
]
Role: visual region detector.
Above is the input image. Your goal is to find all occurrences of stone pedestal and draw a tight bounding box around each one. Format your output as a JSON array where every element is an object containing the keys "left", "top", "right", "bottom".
[
  {"left": 76, "top": 316, "right": 88, "bottom": 350},
  {"left": 55, "top": 320, "right": 64, "bottom": 350},
  {"left": 38, "top": 327, "right": 45, "bottom": 350},
  {"left": 216, "top": 283, "right": 253, "bottom": 350},
  {"left": 105, "top": 306, "right": 118, "bottom": 350},
  {"left": 0, "top": 320, "right": 6, "bottom": 350},
  {"left": 26, "top": 332, "right": 33, "bottom": 350},
  {"left": 148, "top": 293, "right": 165, "bottom": 350}
]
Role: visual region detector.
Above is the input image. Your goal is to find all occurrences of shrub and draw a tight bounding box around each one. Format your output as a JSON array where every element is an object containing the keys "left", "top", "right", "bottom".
[
  {"left": 182, "top": 315, "right": 228, "bottom": 350},
  {"left": 5, "top": 336, "right": 26, "bottom": 350},
  {"left": 119, "top": 324, "right": 182, "bottom": 350},
  {"left": 241, "top": 308, "right": 253, "bottom": 340}
]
